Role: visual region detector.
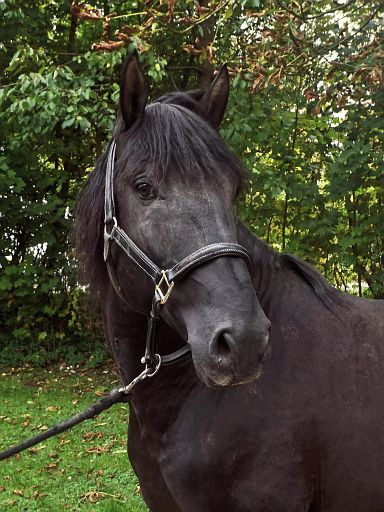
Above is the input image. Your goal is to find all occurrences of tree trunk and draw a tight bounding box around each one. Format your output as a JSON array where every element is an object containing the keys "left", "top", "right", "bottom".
[
  {"left": 197, "top": 0, "right": 214, "bottom": 89},
  {"left": 67, "top": 1, "right": 78, "bottom": 53}
]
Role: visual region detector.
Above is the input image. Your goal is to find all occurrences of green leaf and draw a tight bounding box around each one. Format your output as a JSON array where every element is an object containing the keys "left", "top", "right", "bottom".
[{"left": 62, "top": 118, "right": 75, "bottom": 129}]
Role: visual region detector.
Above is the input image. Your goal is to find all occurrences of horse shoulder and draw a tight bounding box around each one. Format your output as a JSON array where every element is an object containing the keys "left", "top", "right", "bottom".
[{"left": 128, "top": 404, "right": 182, "bottom": 512}]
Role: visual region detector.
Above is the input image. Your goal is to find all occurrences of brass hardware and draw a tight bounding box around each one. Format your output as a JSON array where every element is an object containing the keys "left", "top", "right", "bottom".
[{"left": 155, "top": 271, "right": 174, "bottom": 304}]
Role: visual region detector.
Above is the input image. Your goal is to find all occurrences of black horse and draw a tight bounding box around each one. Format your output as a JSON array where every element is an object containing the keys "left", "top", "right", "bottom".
[{"left": 76, "top": 54, "right": 384, "bottom": 512}]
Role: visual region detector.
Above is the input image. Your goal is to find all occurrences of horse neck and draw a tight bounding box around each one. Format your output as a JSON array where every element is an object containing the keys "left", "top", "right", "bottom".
[{"left": 236, "top": 221, "right": 344, "bottom": 335}]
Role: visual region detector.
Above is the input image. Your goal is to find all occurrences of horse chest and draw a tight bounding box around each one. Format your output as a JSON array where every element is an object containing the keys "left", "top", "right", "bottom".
[{"left": 131, "top": 403, "right": 313, "bottom": 512}]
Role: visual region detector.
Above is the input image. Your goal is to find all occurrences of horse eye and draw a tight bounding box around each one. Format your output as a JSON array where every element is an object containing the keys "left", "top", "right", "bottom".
[{"left": 134, "top": 180, "right": 154, "bottom": 199}]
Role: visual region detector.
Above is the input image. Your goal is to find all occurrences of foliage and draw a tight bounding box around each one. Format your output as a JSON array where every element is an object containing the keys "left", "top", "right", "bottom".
[
  {"left": 0, "top": 365, "right": 148, "bottom": 511},
  {"left": 225, "top": 0, "right": 384, "bottom": 298},
  {"left": 0, "top": 0, "right": 383, "bottom": 363}
]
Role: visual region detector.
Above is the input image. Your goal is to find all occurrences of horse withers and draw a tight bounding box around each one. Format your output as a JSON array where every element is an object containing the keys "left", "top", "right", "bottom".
[{"left": 75, "top": 53, "right": 384, "bottom": 512}]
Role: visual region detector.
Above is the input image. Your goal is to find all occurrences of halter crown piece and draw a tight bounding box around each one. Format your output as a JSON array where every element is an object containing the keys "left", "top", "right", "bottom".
[{"left": 103, "top": 139, "right": 251, "bottom": 370}]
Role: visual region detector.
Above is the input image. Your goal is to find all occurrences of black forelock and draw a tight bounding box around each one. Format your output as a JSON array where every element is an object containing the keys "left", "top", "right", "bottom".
[{"left": 116, "top": 98, "right": 247, "bottom": 187}]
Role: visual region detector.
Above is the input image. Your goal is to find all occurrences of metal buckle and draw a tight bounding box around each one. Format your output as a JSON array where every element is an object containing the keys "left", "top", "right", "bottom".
[
  {"left": 103, "top": 217, "right": 118, "bottom": 261},
  {"left": 104, "top": 216, "right": 117, "bottom": 238},
  {"left": 155, "top": 271, "right": 174, "bottom": 305}
]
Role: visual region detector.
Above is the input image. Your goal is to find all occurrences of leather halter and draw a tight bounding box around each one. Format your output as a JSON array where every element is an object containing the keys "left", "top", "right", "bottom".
[{"left": 103, "top": 139, "right": 250, "bottom": 368}]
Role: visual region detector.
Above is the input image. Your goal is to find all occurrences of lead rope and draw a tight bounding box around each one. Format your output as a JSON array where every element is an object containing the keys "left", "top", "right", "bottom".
[{"left": 0, "top": 356, "right": 161, "bottom": 462}]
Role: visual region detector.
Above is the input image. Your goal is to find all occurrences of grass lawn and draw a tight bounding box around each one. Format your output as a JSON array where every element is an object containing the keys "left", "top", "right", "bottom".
[{"left": 0, "top": 364, "right": 148, "bottom": 511}]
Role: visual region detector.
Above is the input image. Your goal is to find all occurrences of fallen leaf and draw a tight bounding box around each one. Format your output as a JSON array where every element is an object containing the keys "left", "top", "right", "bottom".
[
  {"left": 44, "top": 462, "right": 58, "bottom": 471},
  {"left": 32, "top": 490, "right": 48, "bottom": 499},
  {"left": 83, "top": 432, "right": 103, "bottom": 441},
  {"left": 28, "top": 445, "right": 47, "bottom": 454},
  {"left": 80, "top": 491, "right": 102, "bottom": 503},
  {"left": 86, "top": 446, "right": 110, "bottom": 454},
  {"left": 46, "top": 406, "right": 60, "bottom": 412}
]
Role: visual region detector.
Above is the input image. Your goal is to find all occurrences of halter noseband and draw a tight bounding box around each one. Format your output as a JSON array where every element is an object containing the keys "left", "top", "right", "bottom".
[{"left": 103, "top": 140, "right": 250, "bottom": 368}]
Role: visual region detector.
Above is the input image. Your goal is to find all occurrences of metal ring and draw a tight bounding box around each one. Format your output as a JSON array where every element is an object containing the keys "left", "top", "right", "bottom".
[
  {"left": 104, "top": 216, "right": 117, "bottom": 232},
  {"left": 145, "top": 354, "right": 162, "bottom": 378}
]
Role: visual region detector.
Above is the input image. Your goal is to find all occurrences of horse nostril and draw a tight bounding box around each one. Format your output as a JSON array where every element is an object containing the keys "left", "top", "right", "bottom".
[
  {"left": 216, "top": 332, "right": 232, "bottom": 357},
  {"left": 210, "top": 330, "right": 233, "bottom": 360}
]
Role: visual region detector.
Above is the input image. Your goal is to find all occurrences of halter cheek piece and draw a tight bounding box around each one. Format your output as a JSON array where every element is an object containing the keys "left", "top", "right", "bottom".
[{"left": 103, "top": 140, "right": 250, "bottom": 369}]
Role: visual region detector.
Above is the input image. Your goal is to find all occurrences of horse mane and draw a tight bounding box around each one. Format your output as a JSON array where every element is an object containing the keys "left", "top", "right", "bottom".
[
  {"left": 75, "top": 141, "right": 111, "bottom": 292},
  {"left": 279, "top": 253, "right": 342, "bottom": 307},
  {"left": 116, "top": 100, "right": 247, "bottom": 186},
  {"left": 248, "top": 234, "right": 342, "bottom": 308}
]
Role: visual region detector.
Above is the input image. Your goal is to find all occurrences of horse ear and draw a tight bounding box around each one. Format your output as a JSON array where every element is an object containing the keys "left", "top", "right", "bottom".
[
  {"left": 200, "top": 64, "right": 229, "bottom": 128},
  {"left": 119, "top": 51, "right": 147, "bottom": 130}
]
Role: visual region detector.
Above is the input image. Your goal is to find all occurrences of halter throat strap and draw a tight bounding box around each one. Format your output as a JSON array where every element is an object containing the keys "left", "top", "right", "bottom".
[{"left": 103, "top": 139, "right": 251, "bottom": 367}]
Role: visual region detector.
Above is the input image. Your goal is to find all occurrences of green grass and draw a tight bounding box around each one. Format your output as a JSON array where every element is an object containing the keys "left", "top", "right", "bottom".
[{"left": 0, "top": 364, "right": 148, "bottom": 511}]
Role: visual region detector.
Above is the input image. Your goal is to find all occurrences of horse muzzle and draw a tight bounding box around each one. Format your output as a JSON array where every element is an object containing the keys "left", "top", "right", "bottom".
[{"left": 190, "top": 317, "right": 271, "bottom": 388}]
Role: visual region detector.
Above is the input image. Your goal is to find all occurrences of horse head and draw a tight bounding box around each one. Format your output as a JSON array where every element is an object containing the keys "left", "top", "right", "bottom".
[{"left": 79, "top": 53, "right": 271, "bottom": 388}]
